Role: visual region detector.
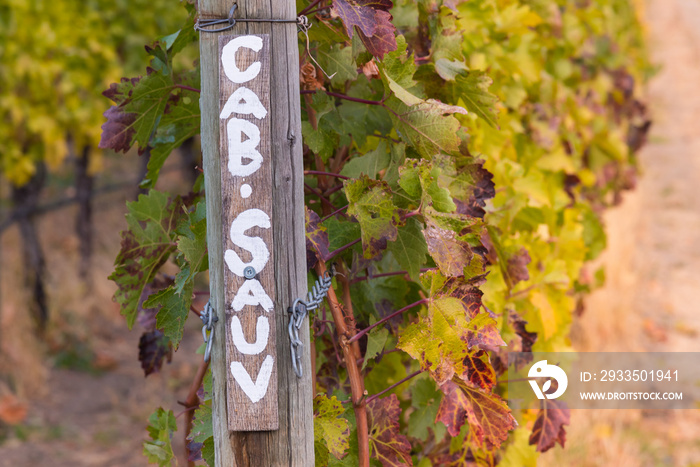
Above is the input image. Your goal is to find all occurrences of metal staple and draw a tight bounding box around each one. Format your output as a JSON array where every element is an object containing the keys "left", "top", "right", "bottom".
[{"left": 288, "top": 266, "right": 335, "bottom": 378}]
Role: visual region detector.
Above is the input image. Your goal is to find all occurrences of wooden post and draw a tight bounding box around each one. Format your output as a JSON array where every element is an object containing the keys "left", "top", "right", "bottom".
[{"left": 198, "top": 0, "right": 314, "bottom": 465}]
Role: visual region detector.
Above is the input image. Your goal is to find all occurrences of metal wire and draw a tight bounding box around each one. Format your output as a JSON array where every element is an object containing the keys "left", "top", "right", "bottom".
[
  {"left": 288, "top": 265, "right": 335, "bottom": 378},
  {"left": 195, "top": 4, "right": 310, "bottom": 33},
  {"left": 200, "top": 301, "right": 218, "bottom": 363}
]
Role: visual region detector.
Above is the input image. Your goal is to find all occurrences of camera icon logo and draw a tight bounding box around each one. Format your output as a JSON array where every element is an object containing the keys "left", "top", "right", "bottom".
[{"left": 528, "top": 360, "right": 568, "bottom": 400}]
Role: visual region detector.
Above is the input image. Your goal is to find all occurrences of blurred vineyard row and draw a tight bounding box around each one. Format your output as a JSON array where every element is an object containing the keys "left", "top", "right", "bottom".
[{"left": 0, "top": 0, "right": 194, "bottom": 332}]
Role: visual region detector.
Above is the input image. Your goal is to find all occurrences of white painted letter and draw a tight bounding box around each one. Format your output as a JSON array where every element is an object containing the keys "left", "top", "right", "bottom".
[
  {"left": 227, "top": 118, "right": 263, "bottom": 177},
  {"left": 230, "top": 355, "right": 274, "bottom": 403},
  {"left": 220, "top": 87, "right": 268, "bottom": 120},
  {"left": 230, "top": 316, "right": 269, "bottom": 354},
  {"left": 221, "top": 35, "right": 263, "bottom": 84},
  {"left": 225, "top": 208, "right": 270, "bottom": 276},
  {"left": 231, "top": 279, "right": 273, "bottom": 312}
]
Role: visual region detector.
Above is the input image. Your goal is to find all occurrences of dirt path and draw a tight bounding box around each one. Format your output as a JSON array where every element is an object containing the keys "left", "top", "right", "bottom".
[{"left": 545, "top": 0, "right": 700, "bottom": 465}]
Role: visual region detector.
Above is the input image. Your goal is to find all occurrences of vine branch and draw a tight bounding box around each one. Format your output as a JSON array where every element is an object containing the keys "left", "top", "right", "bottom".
[
  {"left": 347, "top": 298, "right": 429, "bottom": 344},
  {"left": 315, "top": 260, "right": 370, "bottom": 467}
]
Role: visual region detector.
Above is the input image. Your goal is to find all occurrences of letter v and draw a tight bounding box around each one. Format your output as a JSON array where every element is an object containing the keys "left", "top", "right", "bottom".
[{"left": 230, "top": 355, "right": 274, "bottom": 403}]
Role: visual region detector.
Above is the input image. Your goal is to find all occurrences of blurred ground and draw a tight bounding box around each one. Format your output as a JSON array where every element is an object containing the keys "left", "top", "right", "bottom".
[
  {"left": 542, "top": 0, "right": 700, "bottom": 465},
  {"left": 2, "top": 0, "right": 700, "bottom": 466},
  {"left": 0, "top": 153, "right": 204, "bottom": 466}
]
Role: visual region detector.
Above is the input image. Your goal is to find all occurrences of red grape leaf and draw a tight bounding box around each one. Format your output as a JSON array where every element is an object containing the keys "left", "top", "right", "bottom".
[
  {"left": 436, "top": 380, "right": 516, "bottom": 450},
  {"left": 331, "top": 0, "right": 397, "bottom": 58},
  {"left": 99, "top": 106, "right": 137, "bottom": 153},
  {"left": 356, "top": 13, "right": 398, "bottom": 59},
  {"left": 138, "top": 330, "right": 173, "bottom": 377},
  {"left": 529, "top": 399, "right": 570, "bottom": 452},
  {"left": 511, "top": 311, "right": 537, "bottom": 353},
  {"left": 367, "top": 394, "right": 413, "bottom": 467},
  {"left": 452, "top": 158, "right": 496, "bottom": 219},
  {"left": 102, "top": 76, "right": 140, "bottom": 104},
  {"left": 506, "top": 247, "right": 531, "bottom": 285},
  {"left": 305, "top": 207, "right": 330, "bottom": 268}
]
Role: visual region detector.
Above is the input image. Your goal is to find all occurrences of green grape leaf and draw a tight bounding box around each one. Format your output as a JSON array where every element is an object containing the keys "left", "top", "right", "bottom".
[
  {"left": 303, "top": 121, "right": 337, "bottom": 162},
  {"left": 436, "top": 380, "right": 515, "bottom": 450},
  {"left": 143, "top": 408, "right": 177, "bottom": 466},
  {"left": 315, "top": 394, "right": 351, "bottom": 465},
  {"left": 453, "top": 71, "right": 499, "bottom": 129},
  {"left": 381, "top": 36, "right": 417, "bottom": 92},
  {"left": 398, "top": 159, "right": 456, "bottom": 212},
  {"left": 398, "top": 294, "right": 502, "bottom": 386},
  {"left": 109, "top": 191, "right": 182, "bottom": 329},
  {"left": 125, "top": 72, "right": 175, "bottom": 149},
  {"left": 324, "top": 217, "right": 362, "bottom": 252},
  {"left": 386, "top": 98, "right": 462, "bottom": 158},
  {"left": 143, "top": 280, "right": 194, "bottom": 349},
  {"left": 144, "top": 88, "right": 200, "bottom": 188},
  {"left": 341, "top": 141, "right": 391, "bottom": 179},
  {"left": 499, "top": 427, "right": 538, "bottom": 467},
  {"left": 367, "top": 394, "right": 412, "bottom": 467},
  {"left": 344, "top": 176, "right": 402, "bottom": 258},
  {"left": 407, "top": 377, "right": 445, "bottom": 442},
  {"left": 318, "top": 44, "right": 358, "bottom": 86},
  {"left": 529, "top": 400, "right": 570, "bottom": 453},
  {"left": 387, "top": 217, "right": 427, "bottom": 281},
  {"left": 362, "top": 324, "right": 389, "bottom": 370},
  {"left": 176, "top": 200, "right": 208, "bottom": 288}
]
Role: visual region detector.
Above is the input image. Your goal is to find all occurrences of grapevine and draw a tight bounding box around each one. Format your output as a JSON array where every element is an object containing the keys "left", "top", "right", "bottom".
[{"left": 100, "top": 0, "right": 651, "bottom": 465}]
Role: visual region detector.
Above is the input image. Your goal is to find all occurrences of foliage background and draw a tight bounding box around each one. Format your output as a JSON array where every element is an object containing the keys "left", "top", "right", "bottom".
[{"left": 6, "top": 0, "right": 698, "bottom": 466}]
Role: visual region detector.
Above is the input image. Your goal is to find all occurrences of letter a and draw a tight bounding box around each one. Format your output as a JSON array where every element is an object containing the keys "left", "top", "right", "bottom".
[
  {"left": 230, "top": 355, "right": 274, "bottom": 403},
  {"left": 230, "top": 316, "right": 269, "bottom": 354},
  {"left": 231, "top": 279, "right": 273, "bottom": 312},
  {"left": 221, "top": 35, "right": 263, "bottom": 84},
  {"left": 220, "top": 87, "right": 267, "bottom": 120}
]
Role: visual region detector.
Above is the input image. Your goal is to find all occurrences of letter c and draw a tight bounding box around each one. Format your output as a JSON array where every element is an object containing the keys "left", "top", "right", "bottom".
[{"left": 221, "top": 35, "right": 263, "bottom": 83}]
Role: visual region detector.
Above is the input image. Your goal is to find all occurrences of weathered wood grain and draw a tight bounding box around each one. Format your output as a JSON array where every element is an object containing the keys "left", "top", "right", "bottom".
[
  {"left": 218, "top": 34, "right": 277, "bottom": 432},
  {"left": 199, "top": 0, "right": 313, "bottom": 464}
]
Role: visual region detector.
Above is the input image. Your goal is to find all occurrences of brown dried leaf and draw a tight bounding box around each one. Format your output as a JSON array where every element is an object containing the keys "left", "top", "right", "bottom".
[
  {"left": 529, "top": 400, "right": 570, "bottom": 452},
  {"left": 423, "top": 223, "right": 473, "bottom": 277},
  {"left": 301, "top": 62, "right": 325, "bottom": 91},
  {"left": 361, "top": 60, "right": 380, "bottom": 80}
]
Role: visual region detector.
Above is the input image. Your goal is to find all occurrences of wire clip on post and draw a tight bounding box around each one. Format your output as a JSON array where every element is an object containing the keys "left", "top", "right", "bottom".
[
  {"left": 200, "top": 301, "right": 218, "bottom": 363},
  {"left": 195, "top": 4, "right": 310, "bottom": 33},
  {"left": 287, "top": 265, "right": 335, "bottom": 378}
]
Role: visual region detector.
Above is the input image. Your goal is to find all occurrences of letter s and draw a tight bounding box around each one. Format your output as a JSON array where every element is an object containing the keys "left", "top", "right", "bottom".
[{"left": 224, "top": 209, "right": 270, "bottom": 277}]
